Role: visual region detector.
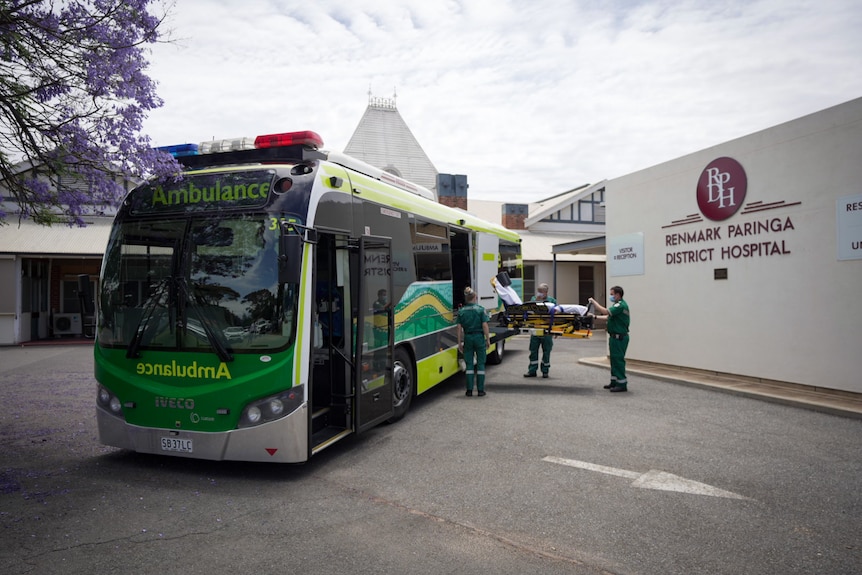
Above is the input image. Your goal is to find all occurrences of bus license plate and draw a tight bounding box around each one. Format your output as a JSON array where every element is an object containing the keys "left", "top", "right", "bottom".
[{"left": 160, "top": 437, "right": 193, "bottom": 453}]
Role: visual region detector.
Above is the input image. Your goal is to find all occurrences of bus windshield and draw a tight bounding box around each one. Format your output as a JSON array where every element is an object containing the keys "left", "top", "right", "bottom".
[{"left": 98, "top": 213, "right": 298, "bottom": 354}]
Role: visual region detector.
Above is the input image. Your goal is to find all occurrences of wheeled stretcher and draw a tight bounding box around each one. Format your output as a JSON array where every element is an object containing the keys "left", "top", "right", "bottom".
[
  {"left": 491, "top": 273, "right": 593, "bottom": 339},
  {"left": 500, "top": 301, "right": 594, "bottom": 339}
]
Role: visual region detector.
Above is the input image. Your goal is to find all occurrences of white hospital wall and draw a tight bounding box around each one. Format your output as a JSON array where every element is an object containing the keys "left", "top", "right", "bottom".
[{"left": 605, "top": 98, "right": 862, "bottom": 394}]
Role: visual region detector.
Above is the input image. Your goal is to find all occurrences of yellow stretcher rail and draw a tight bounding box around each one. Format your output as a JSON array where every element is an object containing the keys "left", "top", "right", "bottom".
[{"left": 501, "top": 302, "right": 593, "bottom": 339}]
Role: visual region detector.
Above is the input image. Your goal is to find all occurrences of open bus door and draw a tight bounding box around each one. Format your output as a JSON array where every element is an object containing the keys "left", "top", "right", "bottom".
[
  {"left": 476, "top": 233, "right": 500, "bottom": 307},
  {"left": 355, "top": 236, "right": 394, "bottom": 432},
  {"left": 475, "top": 232, "right": 510, "bottom": 363}
]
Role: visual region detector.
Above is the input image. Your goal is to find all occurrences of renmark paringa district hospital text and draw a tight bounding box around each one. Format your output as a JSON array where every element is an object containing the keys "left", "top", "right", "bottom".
[{"left": 664, "top": 216, "right": 794, "bottom": 265}]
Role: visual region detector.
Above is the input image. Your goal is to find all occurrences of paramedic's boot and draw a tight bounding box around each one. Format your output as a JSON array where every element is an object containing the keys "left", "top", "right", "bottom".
[{"left": 523, "top": 372, "right": 536, "bottom": 378}]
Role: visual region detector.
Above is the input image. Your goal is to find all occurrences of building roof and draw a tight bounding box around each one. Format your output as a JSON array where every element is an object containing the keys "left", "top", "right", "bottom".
[
  {"left": 0, "top": 216, "right": 113, "bottom": 257},
  {"left": 525, "top": 181, "right": 605, "bottom": 226},
  {"left": 343, "top": 95, "right": 439, "bottom": 194},
  {"left": 465, "top": 199, "right": 606, "bottom": 262}
]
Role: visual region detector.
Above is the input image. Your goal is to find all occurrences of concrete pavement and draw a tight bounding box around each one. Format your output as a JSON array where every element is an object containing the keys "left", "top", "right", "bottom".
[{"left": 580, "top": 337, "right": 862, "bottom": 420}]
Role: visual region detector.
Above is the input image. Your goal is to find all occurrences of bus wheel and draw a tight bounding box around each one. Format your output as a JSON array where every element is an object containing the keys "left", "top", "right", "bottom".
[
  {"left": 389, "top": 347, "right": 414, "bottom": 422},
  {"left": 487, "top": 339, "right": 505, "bottom": 365}
]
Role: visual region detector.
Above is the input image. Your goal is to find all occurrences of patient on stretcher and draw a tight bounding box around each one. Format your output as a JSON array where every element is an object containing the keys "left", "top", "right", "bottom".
[
  {"left": 490, "top": 274, "right": 589, "bottom": 316},
  {"left": 494, "top": 282, "right": 522, "bottom": 306},
  {"left": 490, "top": 273, "right": 522, "bottom": 305},
  {"left": 543, "top": 302, "right": 594, "bottom": 330},
  {"left": 544, "top": 302, "right": 589, "bottom": 316}
]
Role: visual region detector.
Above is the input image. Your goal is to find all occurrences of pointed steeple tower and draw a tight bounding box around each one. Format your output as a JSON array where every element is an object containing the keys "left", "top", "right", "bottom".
[{"left": 344, "top": 91, "right": 439, "bottom": 195}]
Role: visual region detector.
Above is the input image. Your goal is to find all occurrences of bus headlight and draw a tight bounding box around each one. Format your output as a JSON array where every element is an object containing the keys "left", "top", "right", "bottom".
[
  {"left": 238, "top": 385, "right": 304, "bottom": 428},
  {"left": 246, "top": 406, "right": 262, "bottom": 424},
  {"left": 97, "top": 385, "right": 124, "bottom": 417},
  {"left": 269, "top": 399, "right": 284, "bottom": 416}
]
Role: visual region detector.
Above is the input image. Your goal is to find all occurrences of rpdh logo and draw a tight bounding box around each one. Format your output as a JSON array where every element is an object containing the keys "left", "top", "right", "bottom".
[{"left": 696, "top": 157, "right": 747, "bottom": 221}]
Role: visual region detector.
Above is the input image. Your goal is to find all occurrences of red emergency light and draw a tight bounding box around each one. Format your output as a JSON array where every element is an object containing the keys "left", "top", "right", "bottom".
[{"left": 255, "top": 131, "right": 324, "bottom": 150}]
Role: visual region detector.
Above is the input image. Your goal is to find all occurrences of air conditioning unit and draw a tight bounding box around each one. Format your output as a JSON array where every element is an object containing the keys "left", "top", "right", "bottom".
[{"left": 53, "top": 313, "right": 82, "bottom": 335}]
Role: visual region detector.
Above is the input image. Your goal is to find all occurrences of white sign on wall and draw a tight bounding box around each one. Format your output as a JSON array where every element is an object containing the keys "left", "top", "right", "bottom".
[
  {"left": 608, "top": 232, "right": 644, "bottom": 276},
  {"left": 837, "top": 193, "right": 862, "bottom": 261}
]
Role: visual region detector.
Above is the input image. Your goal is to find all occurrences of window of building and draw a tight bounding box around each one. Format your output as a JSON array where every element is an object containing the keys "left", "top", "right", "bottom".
[
  {"left": 62, "top": 276, "right": 95, "bottom": 314},
  {"left": 594, "top": 204, "right": 606, "bottom": 223},
  {"left": 579, "top": 201, "right": 593, "bottom": 221},
  {"left": 578, "top": 265, "right": 594, "bottom": 303},
  {"left": 22, "top": 259, "right": 48, "bottom": 313},
  {"left": 523, "top": 265, "right": 536, "bottom": 297},
  {"left": 541, "top": 187, "right": 606, "bottom": 224}
]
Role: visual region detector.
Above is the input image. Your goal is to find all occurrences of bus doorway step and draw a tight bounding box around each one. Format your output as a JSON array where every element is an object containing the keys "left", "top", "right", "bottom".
[{"left": 311, "top": 427, "right": 352, "bottom": 455}]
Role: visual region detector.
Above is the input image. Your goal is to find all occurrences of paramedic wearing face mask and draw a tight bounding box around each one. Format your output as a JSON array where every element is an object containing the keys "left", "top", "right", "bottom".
[
  {"left": 524, "top": 283, "right": 557, "bottom": 379},
  {"left": 589, "top": 286, "right": 630, "bottom": 392}
]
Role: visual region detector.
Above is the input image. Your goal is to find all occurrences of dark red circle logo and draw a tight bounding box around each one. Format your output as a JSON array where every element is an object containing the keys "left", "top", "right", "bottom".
[{"left": 696, "top": 157, "right": 746, "bottom": 221}]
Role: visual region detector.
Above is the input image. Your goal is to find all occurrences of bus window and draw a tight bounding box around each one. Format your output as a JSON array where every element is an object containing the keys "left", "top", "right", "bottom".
[
  {"left": 99, "top": 214, "right": 298, "bottom": 353},
  {"left": 412, "top": 220, "right": 451, "bottom": 281}
]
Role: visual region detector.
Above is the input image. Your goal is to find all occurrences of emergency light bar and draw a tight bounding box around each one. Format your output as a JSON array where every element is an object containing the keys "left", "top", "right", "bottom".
[
  {"left": 156, "top": 129, "right": 437, "bottom": 201},
  {"left": 157, "top": 130, "right": 324, "bottom": 159}
]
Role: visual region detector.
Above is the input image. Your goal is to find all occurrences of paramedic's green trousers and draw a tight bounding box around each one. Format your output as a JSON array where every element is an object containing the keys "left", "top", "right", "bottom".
[
  {"left": 527, "top": 334, "right": 553, "bottom": 375},
  {"left": 464, "top": 333, "right": 487, "bottom": 392},
  {"left": 609, "top": 334, "right": 629, "bottom": 388}
]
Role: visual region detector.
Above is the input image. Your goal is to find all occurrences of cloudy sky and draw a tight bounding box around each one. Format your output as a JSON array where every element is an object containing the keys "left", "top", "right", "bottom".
[{"left": 142, "top": 0, "right": 862, "bottom": 202}]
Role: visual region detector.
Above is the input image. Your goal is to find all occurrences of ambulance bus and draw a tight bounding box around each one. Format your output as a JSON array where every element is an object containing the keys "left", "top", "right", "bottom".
[{"left": 95, "top": 130, "right": 522, "bottom": 463}]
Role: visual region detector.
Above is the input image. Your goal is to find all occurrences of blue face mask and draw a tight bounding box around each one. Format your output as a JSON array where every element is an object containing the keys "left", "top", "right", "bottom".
[{"left": 609, "top": 295, "right": 616, "bottom": 303}]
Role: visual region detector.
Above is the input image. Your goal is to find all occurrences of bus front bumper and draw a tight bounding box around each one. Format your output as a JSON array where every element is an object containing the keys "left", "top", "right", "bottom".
[{"left": 96, "top": 404, "right": 310, "bottom": 463}]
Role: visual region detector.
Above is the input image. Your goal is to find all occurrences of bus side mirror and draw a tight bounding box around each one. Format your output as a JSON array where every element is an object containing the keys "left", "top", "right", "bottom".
[{"left": 279, "top": 234, "right": 302, "bottom": 284}]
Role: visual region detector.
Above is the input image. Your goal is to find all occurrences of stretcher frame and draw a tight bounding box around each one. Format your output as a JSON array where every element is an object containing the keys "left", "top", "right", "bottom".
[{"left": 497, "top": 301, "right": 593, "bottom": 339}]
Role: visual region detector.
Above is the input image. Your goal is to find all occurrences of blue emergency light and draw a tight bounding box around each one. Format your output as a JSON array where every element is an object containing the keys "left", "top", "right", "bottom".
[{"left": 157, "top": 143, "right": 200, "bottom": 158}]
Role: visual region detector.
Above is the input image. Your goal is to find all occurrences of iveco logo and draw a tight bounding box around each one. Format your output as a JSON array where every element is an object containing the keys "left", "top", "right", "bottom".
[{"left": 155, "top": 397, "right": 195, "bottom": 410}]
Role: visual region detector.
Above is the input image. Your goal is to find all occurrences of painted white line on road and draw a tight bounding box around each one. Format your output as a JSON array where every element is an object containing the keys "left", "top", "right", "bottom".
[
  {"left": 542, "top": 456, "right": 751, "bottom": 500},
  {"left": 543, "top": 455, "right": 641, "bottom": 479}
]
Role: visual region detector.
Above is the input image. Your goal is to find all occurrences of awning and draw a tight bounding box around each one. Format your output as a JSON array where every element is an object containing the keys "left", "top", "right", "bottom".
[
  {"left": 553, "top": 235, "right": 606, "bottom": 256},
  {"left": 0, "top": 216, "right": 113, "bottom": 257}
]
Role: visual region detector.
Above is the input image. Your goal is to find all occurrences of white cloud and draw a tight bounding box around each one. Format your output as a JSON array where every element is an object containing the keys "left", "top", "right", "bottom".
[{"left": 142, "top": 0, "right": 862, "bottom": 201}]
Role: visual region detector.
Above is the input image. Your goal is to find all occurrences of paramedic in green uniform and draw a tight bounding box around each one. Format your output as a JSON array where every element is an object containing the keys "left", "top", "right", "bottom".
[
  {"left": 524, "top": 283, "right": 556, "bottom": 379},
  {"left": 589, "top": 286, "right": 630, "bottom": 392},
  {"left": 457, "top": 287, "right": 491, "bottom": 397}
]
